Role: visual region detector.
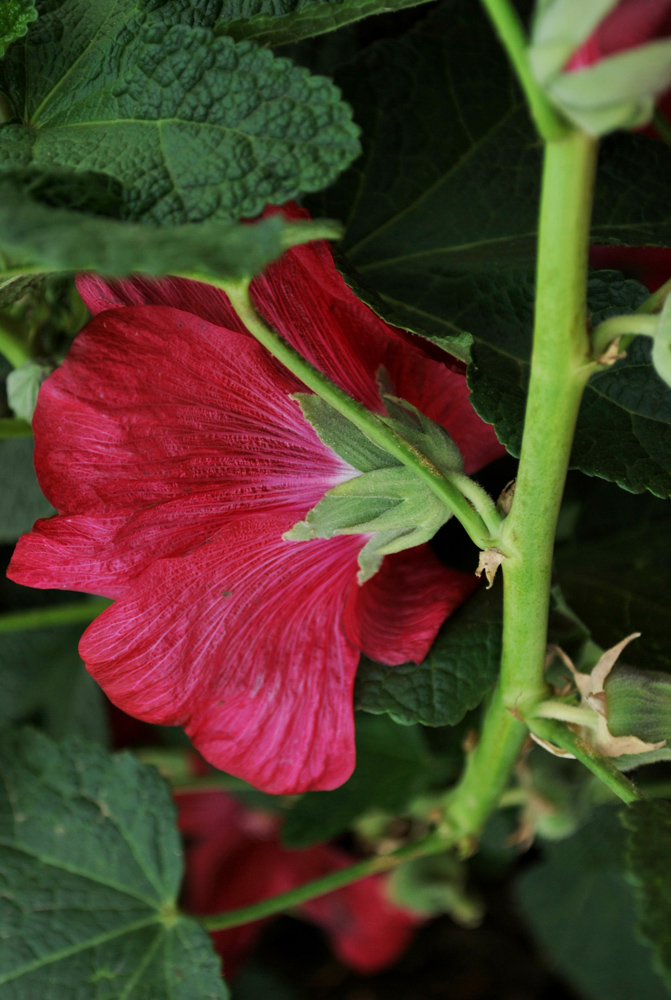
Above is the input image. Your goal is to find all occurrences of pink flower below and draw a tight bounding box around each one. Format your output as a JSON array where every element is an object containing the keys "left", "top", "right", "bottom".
[
  {"left": 8, "top": 204, "right": 504, "bottom": 794},
  {"left": 177, "top": 790, "right": 420, "bottom": 979}
]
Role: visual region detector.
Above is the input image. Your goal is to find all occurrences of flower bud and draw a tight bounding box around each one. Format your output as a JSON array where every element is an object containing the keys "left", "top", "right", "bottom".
[
  {"left": 605, "top": 663, "right": 671, "bottom": 743},
  {"left": 530, "top": 0, "right": 671, "bottom": 134}
]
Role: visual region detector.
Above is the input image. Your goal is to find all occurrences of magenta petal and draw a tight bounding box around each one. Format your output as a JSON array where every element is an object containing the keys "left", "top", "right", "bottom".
[
  {"left": 79, "top": 513, "right": 364, "bottom": 794},
  {"left": 76, "top": 273, "right": 246, "bottom": 333},
  {"left": 345, "top": 546, "right": 479, "bottom": 666}
]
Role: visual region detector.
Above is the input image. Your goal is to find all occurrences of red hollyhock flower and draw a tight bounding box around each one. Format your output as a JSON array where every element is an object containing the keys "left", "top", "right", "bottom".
[
  {"left": 566, "top": 0, "right": 671, "bottom": 71},
  {"left": 178, "top": 790, "right": 420, "bottom": 978},
  {"left": 8, "top": 205, "right": 503, "bottom": 794}
]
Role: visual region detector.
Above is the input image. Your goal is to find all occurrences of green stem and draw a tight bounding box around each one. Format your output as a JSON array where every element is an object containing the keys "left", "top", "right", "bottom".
[
  {"left": 445, "top": 131, "right": 598, "bottom": 840},
  {"left": 479, "top": 0, "right": 569, "bottom": 142},
  {"left": 0, "top": 417, "right": 32, "bottom": 439},
  {"left": 640, "top": 276, "right": 671, "bottom": 316},
  {"left": 220, "top": 280, "right": 498, "bottom": 551},
  {"left": 528, "top": 717, "right": 644, "bottom": 805},
  {"left": 202, "top": 831, "right": 447, "bottom": 932},
  {"left": 0, "top": 598, "right": 112, "bottom": 633},
  {"left": 500, "top": 130, "right": 598, "bottom": 717},
  {"left": 0, "top": 311, "right": 30, "bottom": 368},
  {"left": 444, "top": 686, "right": 528, "bottom": 843},
  {"left": 591, "top": 313, "right": 658, "bottom": 357}
]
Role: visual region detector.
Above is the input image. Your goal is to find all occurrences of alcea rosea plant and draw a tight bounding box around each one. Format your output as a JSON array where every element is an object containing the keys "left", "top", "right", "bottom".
[{"left": 3, "top": 1, "right": 671, "bottom": 997}]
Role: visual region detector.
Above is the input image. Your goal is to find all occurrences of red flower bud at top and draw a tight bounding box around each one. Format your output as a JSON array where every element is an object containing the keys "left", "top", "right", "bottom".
[
  {"left": 530, "top": 0, "right": 671, "bottom": 134},
  {"left": 566, "top": 0, "right": 671, "bottom": 70}
]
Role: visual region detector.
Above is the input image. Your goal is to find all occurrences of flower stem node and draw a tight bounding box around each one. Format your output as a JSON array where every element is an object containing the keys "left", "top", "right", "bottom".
[{"left": 535, "top": 635, "right": 668, "bottom": 760}]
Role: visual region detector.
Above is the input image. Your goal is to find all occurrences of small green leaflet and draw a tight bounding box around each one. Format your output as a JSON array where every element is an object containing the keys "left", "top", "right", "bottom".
[
  {"left": 355, "top": 583, "right": 502, "bottom": 727},
  {"left": 0, "top": 171, "right": 342, "bottom": 284},
  {"left": 0, "top": 728, "right": 229, "bottom": 999},
  {"left": 282, "top": 714, "right": 430, "bottom": 848},
  {"left": 287, "top": 387, "right": 462, "bottom": 582},
  {"left": 0, "top": 1, "right": 360, "bottom": 224},
  {"left": 653, "top": 296, "right": 671, "bottom": 389},
  {"left": 6, "top": 361, "right": 48, "bottom": 423},
  {"left": 517, "top": 806, "right": 668, "bottom": 1000},
  {"left": 0, "top": 0, "right": 36, "bottom": 57},
  {"left": 623, "top": 800, "right": 671, "bottom": 992}
]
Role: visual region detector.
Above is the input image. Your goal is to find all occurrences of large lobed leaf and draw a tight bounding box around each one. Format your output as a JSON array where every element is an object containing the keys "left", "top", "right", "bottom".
[
  {"left": 516, "top": 807, "right": 668, "bottom": 1000},
  {"left": 0, "top": 0, "right": 360, "bottom": 224},
  {"left": 623, "top": 800, "right": 671, "bottom": 993},
  {"left": 0, "top": 728, "right": 228, "bottom": 998},
  {"left": 354, "top": 583, "right": 502, "bottom": 728}
]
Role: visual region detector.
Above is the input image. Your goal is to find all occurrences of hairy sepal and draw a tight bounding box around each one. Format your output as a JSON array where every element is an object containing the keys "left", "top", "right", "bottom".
[{"left": 287, "top": 388, "right": 462, "bottom": 582}]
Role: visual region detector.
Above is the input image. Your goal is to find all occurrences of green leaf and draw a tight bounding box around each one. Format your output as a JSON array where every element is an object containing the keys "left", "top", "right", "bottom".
[
  {"left": 0, "top": 171, "right": 342, "bottom": 282},
  {"left": 216, "top": 0, "right": 436, "bottom": 47},
  {"left": 281, "top": 713, "right": 429, "bottom": 847},
  {"left": 288, "top": 390, "right": 461, "bottom": 582},
  {"left": 556, "top": 485, "right": 671, "bottom": 673},
  {"left": 0, "top": 615, "right": 109, "bottom": 744},
  {"left": 0, "top": 728, "right": 229, "bottom": 998},
  {"left": 468, "top": 270, "right": 671, "bottom": 498},
  {"left": 311, "top": 0, "right": 671, "bottom": 363},
  {"left": 0, "top": 0, "right": 37, "bottom": 58},
  {"left": 0, "top": 2, "right": 360, "bottom": 224},
  {"left": 6, "top": 361, "right": 48, "bottom": 423},
  {"left": 516, "top": 806, "right": 668, "bottom": 1000},
  {"left": 623, "top": 799, "right": 671, "bottom": 992},
  {"left": 653, "top": 296, "right": 671, "bottom": 389},
  {"left": 0, "top": 437, "right": 53, "bottom": 543},
  {"left": 354, "top": 583, "right": 502, "bottom": 727}
]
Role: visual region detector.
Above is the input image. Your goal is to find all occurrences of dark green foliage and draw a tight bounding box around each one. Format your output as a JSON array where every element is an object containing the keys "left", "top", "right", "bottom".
[
  {"left": 0, "top": 170, "right": 342, "bottom": 284},
  {"left": 0, "top": 728, "right": 228, "bottom": 998},
  {"left": 623, "top": 800, "right": 671, "bottom": 993},
  {"left": 516, "top": 807, "right": 668, "bottom": 1000},
  {"left": 0, "top": 438, "right": 53, "bottom": 542},
  {"left": 0, "top": 0, "right": 37, "bottom": 58},
  {"left": 0, "top": 616, "right": 108, "bottom": 743},
  {"left": 354, "top": 583, "right": 502, "bottom": 727},
  {"left": 0, "top": 1, "right": 360, "bottom": 224},
  {"left": 282, "top": 713, "right": 429, "bottom": 847}
]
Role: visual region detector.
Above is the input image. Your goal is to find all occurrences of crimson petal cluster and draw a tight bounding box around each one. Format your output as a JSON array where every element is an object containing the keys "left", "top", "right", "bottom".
[{"left": 9, "top": 205, "right": 504, "bottom": 794}]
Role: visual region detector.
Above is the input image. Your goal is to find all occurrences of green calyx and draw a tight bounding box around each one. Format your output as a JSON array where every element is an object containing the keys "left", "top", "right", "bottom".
[
  {"left": 529, "top": 0, "right": 671, "bottom": 135},
  {"left": 286, "top": 381, "right": 465, "bottom": 583},
  {"left": 605, "top": 665, "right": 671, "bottom": 746}
]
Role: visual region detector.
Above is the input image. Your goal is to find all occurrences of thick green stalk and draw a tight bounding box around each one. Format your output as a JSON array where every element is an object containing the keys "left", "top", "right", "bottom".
[
  {"left": 221, "top": 280, "right": 498, "bottom": 550},
  {"left": 500, "top": 130, "right": 598, "bottom": 715},
  {"left": 479, "top": 0, "right": 569, "bottom": 142},
  {"left": 202, "top": 831, "right": 447, "bottom": 932},
  {"left": 444, "top": 131, "right": 599, "bottom": 840}
]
